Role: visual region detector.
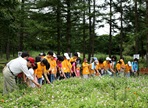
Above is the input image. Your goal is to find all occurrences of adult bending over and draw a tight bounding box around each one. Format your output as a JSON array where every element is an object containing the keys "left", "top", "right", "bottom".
[{"left": 2, "top": 52, "right": 41, "bottom": 95}]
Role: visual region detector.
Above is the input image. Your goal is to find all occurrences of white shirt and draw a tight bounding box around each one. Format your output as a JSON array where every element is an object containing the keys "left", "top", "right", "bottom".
[
  {"left": 28, "top": 68, "right": 36, "bottom": 88},
  {"left": 7, "top": 57, "right": 34, "bottom": 80}
]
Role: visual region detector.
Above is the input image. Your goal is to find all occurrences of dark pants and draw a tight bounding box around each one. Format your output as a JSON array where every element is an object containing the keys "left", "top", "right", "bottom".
[{"left": 65, "top": 72, "right": 70, "bottom": 78}]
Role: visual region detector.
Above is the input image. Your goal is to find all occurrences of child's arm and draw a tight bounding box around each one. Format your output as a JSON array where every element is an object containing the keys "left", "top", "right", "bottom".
[{"left": 43, "top": 68, "right": 50, "bottom": 84}]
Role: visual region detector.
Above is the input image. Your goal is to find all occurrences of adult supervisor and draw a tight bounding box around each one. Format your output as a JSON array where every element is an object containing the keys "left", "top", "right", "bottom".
[{"left": 2, "top": 52, "right": 41, "bottom": 95}]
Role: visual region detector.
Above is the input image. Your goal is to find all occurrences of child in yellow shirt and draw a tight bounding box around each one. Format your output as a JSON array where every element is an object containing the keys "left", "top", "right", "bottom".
[
  {"left": 125, "top": 61, "right": 132, "bottom": 77},
  {"left": 82, "top": 58, "right": 90, "bottom": 78}
]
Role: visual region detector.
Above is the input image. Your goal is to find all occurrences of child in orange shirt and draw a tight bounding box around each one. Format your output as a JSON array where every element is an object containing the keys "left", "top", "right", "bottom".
[
  {"left": 35, "top": 59, "right": 50, "bottom": 85},
  {"left": 125, "top": 61, "right": 132, "bottom": 77},
  {"left": 82, "top": 58, "right": 90, "bottom": 79}
]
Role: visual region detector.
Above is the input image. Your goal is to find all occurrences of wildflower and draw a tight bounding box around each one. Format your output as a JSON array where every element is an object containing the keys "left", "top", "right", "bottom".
[
  {"left": 1, "top": 99, "right": 4, "bottom": 103},
  {"left": 134, "top": 92, "right": 137, "bottom": 95}
]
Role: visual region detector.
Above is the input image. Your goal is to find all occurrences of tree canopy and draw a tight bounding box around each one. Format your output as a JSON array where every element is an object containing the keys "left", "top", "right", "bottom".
[{"left": 0, "top": 0, "right": 147, "bottom": 65}]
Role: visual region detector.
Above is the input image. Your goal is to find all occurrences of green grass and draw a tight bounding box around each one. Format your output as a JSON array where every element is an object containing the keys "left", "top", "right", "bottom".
[
  {"left": 0, "top": 73, "right": 148, "bottom": 108},
  {"left": 0, "top": 52, "right": 147, "bottom": 107}
]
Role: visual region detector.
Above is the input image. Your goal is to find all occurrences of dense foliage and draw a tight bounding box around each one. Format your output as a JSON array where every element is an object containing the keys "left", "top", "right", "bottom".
[
  {"left": 0, "top": 74, "right": 148, "bottom": 108},
  {"left": 0, "top": 0, "right": 147, "bottom": 63}
]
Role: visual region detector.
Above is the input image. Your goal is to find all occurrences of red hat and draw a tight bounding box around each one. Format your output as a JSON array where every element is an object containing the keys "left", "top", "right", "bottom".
[{"left": 27, "top": 57, "right": 35, "bottom": 66}]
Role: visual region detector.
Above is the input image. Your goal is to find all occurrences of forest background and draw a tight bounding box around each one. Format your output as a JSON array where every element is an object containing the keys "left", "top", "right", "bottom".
[{"left": 0, "top": 0, "right": 148, "bottom": 67}]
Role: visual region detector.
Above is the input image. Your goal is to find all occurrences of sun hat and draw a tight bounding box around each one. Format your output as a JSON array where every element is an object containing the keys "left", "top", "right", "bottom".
[
  {"left": 53, "top": 53, "right": 57, "bottom": 58},
  {"left": 93, "top": 57, "right": 98, "bottom": 63},
  {"left": 128, "top": 61, "right": 132, "bottom": 66},
  {"left": 77, "top": 52, "right": 80, "bottom": 57},
  {"left": 27, "top": 57, "right": 35, "bottom": 66},
  {"left": 39, "top": 52, "right": 46, "bottom": 56},
  {"left": 106, "top": 57, "right": 111, "bottom": 61},
  {"left": 64, "top": 53, "right": 70, "bottom": 60}
]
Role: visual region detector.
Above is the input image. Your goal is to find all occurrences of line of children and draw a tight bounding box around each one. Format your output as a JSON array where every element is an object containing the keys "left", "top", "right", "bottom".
[{"left": 26, "top": 52, "right": 139, "bottom": 87}]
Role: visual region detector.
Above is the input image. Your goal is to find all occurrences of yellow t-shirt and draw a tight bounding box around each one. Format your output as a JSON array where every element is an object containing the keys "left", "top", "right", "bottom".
[
  {"left": 49, "top": 59, "right": 57, "bottom": 74},
  {"left": 89, "top": 63, "right": 94, "bottom": 74},
  {"left": 96, "top": 63, "right": 104, "bottom": 70},
  {"left": 103, "top": 61, "right": 111, "bottom": 70},
  {"left": 82, "top": 62, "right": 89, "bottom": 75},
  {"left": 44, "top": 56, "right": 57, "bottom": 74},
  {"left": 125, "top": 64, "right": 131, "bottom": 73},
  {"left": 70, "top": 57, "right": 76, "bottom": 63},
  {"left": 35, "top": 62, "right": 46, "bottom": 78},
  {"left": 62, "top": 59, "right": 72, "bottom": 73},
  {"left": 116, "top": 63, "right": 121, "bottom": 71},
  {"left": 120, "top": 59, "right": 125, "bottom": 69}
]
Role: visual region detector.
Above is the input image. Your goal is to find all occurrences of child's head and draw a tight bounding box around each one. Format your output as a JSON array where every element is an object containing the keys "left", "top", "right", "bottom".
[
  {"left": 134, "top": 58, "right": 138, "bottom": 62},
  {"left": 99, "top": 58, "right": 103, "bottom": 64},
  {"left": 41, "top": 58, "right": 50, "bottom": 70},
  {"left": 117, "top": 60, "right": 122, "bottom": 64},
  {"left": 111, "top": 55, "right": 117, "bottom": 61},
  {"left": 84, "top": 58, "right": 87, "bottom": 62}
]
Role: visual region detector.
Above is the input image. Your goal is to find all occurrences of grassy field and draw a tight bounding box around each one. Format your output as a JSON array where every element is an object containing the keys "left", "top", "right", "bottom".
[
  {"left": 0, "top": 52, "right": 147, "bottom": 107},
  {"left": 0, "top": 72, "right": 148, "bottom": 108}
]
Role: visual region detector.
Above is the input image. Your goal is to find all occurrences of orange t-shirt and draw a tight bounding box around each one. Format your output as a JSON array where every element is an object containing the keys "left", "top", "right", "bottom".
[
  {"left": 125, "top": 64, "right": 131, "bottom": 73},
  {"left": 82, "top": 62, "right": 89, "bottom": 75},
  {"left": 70, "top": 57, "right": 76, "bottom": 63},
  {"left": 103, "top": 61, "right": 111, "bottom": 70},
  {"left": 44, "top": 56, "right": 57, "bottom": 74},
  {"left": 89, "top": 63, "right": 94, "bottom": 74},
  {"left": 35, "top": 62, "right": 46, "bottom": 78},
  {"left": 96, "top": 63, "right": 104, "bottom": 70},
  {"left": 116, "top": 63, "right": 121, "bottom": 71},
  {"left": 49, "top": 59, "right": 57, "bottom": 74},
  {"left": 62, "top": 59, "right": 72, "bottom": 73}
]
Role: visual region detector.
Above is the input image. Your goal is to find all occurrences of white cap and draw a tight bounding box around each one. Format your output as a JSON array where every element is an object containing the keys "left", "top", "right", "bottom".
[
  {"left": 64, "top": 53, "right": 70, "bottom": 60},
  {"left": 53, "top": 53, "right": 57, "bottom": 58},
  {"left": 106, "top": 57, "right": 111, "bottom": 61},
  {"left": 128, "top": 61, "right": 131, "bottom": 66},
  {"left": 77, "top": 52, "right": 80, "bottom": 57},
  {"left": 93, "top": 57, "right": 98, "bottom": 62},
  {"left": 39, "top": 52, "right": 44, "bottom": 56},
  {"left": 94, "top": 59, "right": 98, "bottom": 63}
]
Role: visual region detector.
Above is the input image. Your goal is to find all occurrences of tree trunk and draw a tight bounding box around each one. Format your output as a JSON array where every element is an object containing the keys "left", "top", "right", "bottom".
[
  {"left": 139, "top": 0, "right": 144, "bottom": 59},
  {"left": 6, "top": 28, "right": 10, "bottom": 60},
  {"left": 109, "top": 0, "right": 112, "bottom": 57},
  {"left": 0, "top": 36, "right": 3, "bottom": 58},
  {"left": 88, "top": 0, "right": 92, "bottom": 61},
  {"left": 18, "top": 0, "right": 24, "bottom": 51},
  {"left": 120, "top": 0, "right": 123, "bottom": 59},
  {"left": 92, "top": 0, "right": 95, "bottom": 57},
  {"left": 66, "top": 0, "right": 71, "bottom": 53},
  {"left": 83, "top": 0, "right": 86, "bottom": 60},
  {"left": 135, "top": 0, "right": 139, "bottom": 54},
  {"left": 57, "top": 1, "right": 61, "bottom": 55},
  {"left": 146, "top": 0, "right": 148, "bottom": 67}
]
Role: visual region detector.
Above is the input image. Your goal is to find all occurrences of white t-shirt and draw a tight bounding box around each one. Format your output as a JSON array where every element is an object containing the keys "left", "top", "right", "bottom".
[
  {"left": 28, "top": 68, "right": 36, "bottom": 88},
  {"left": 7, "top": 57, "right": 34, "bottom": 80}
]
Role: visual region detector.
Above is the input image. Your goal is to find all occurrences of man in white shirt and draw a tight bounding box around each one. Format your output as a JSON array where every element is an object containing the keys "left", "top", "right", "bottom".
[{"left": 2, "top": 52, "right": 41, "bottom": 95}]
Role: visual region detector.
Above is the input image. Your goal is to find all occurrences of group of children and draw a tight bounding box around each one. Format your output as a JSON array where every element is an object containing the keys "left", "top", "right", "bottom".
[
  {"left": 20, "top": 51, "right": 139, "bottom": 88},
  {"left": 81, "top": 56, "right": 139, "bottom": 79}
]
